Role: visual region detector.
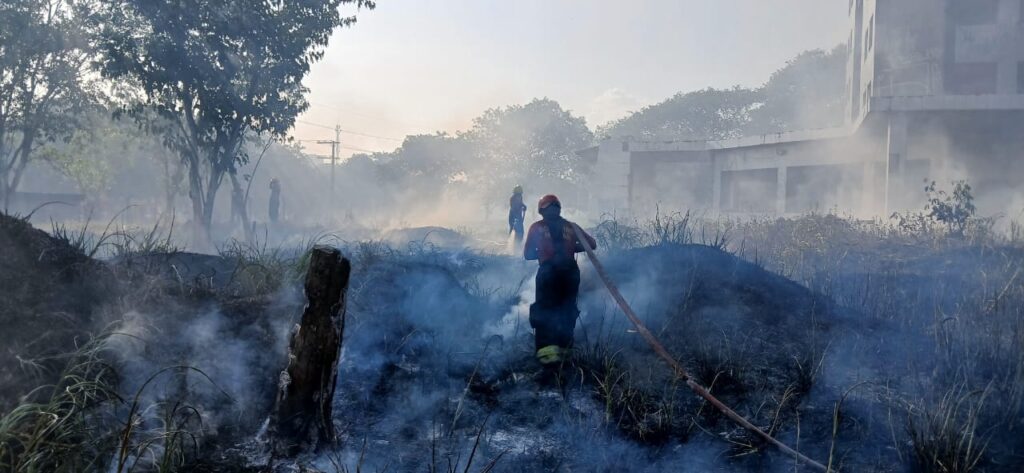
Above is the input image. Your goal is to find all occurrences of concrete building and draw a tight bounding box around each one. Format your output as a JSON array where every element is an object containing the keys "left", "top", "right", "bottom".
[{"left": 585, "top": 0, "right": 1024, "bottom": 218}]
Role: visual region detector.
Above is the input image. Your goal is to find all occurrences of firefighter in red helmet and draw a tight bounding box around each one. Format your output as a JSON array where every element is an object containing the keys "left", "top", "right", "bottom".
[{"left": 524, "top": 194, "right": 597, "bottom": 368}]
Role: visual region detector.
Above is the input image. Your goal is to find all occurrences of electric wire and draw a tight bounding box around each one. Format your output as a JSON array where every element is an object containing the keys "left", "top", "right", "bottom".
[{"left": 295, "top": 119, "right": 404, "bottom": 141}]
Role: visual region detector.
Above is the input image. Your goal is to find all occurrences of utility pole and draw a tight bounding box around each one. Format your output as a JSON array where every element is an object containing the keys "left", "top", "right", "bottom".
[
  {"left": 333, "top": 124, "right": 340, "bottom": 196},
  {"left": 315, "top": 124, "right": 341, "bottom": 197}
]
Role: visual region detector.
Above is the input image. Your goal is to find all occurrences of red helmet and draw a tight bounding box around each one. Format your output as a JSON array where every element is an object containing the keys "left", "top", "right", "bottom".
[{"left": 538, "top": 194, "right": 560, "bottom": 209}]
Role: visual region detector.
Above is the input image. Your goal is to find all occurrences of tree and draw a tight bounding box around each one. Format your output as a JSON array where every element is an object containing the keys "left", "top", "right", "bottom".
[
  {"left": 331, "top": 99, "right": 594, "bottom": 224},
  {"left": 348, "top": 133, "right": 468, "bottom": 222},
  {"left": 462, "top": 98, "right": 594, "bottom": 213},
  {"left": 41, "top": 121, "right": 120, "bottom": 199},
  {"left": 382, "top": 133, "right": 465, "bottom": 187},
  {"left": 598, "top": 45, "right": 848, "bottom": 142},
  {"left": 0, "top": 0, "right": 94, "bottom": 209},
  {"left": 597, "top": 87, "right": 761, "bottom": 142},
  {"left": 751, "top": 45, "right": 848, "bottom": 133},
  {"left": 90, "top": 0, "right": 374, "bottom": 244},
  {"left": 466, "top": 98, "right": 594, "bottom": 183},
  {"left": 41, "top": 111, "right": 178, "bottom": 211}
]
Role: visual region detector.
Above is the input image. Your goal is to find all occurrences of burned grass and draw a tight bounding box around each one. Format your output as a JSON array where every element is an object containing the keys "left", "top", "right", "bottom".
[
  {"left": 0, "top": 213, "right": 116, "bottom": 412},
  {"left": 3, "top": 211, "right": 1024, "bottom": 471}
]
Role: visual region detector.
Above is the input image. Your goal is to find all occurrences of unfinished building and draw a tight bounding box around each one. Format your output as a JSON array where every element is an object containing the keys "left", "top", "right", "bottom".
[{"left": 584, "top": 0, "right": 1024, "bottom": 218}]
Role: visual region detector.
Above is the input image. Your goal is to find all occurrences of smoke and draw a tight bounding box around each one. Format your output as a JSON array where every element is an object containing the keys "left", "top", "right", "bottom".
[
  {"left": 629, "top": 110, "right": 1024, "bottom": 222},
  {"left": 13, "top": 193, "right": 1016, "bottom": 471},
  {"left": 97, "top": 275, "right": 303, "bottom": 463},
  {"left": 269, "top": 240, "right": 844, "bottom": 471},
  {"left": 587, "top": 88, "right": 650, "bottom": 129},
  {"left": 484, "top": 267, "right": 535, "bottom": 340}
]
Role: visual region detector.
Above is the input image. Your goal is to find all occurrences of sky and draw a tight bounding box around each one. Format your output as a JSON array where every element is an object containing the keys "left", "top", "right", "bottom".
[{"left": 294, "top": 0, "right": 850, "bottom": 159}]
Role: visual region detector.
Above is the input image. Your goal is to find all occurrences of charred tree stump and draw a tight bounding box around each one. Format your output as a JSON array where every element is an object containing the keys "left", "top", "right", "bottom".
[{"left": 270, "top": 245, "right": 351, "bottom": 456}]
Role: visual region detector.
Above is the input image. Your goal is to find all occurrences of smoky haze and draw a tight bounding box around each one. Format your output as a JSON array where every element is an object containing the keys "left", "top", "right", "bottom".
[
  {"left": 11, "top": 0, "right": 1022, "bottom": 244},
  {"left": 5, "top": 2, "right": 1024, "bottom": 473},
  {"left": 4, "top": 0, "right": 872, "bottom": 242},
  {"left": 295, "top": 0, "right": 850, "bottom": 160}
]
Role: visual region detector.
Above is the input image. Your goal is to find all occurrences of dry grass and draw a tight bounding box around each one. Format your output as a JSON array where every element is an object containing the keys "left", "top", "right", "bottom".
[
  {"left": 578, "top": 208, "right": 1024, "bottom": 470},
  {"left": 591, "top": 209, "right": 731, "bottom": 252},
  {"left": 570, "top": 341, "right": 683, "bottom": 443},
  {"left": 4, "top": 204, "right": 1023, "bottom": 471},
  {"left": 906, "top": 383, "right": 990, "bottom": 473},
  {"left": 0, "top": 331, "right": 233, "bottom": 473},
  {"left": 0, "top": 334, "right": 119, "bottom": 472}
]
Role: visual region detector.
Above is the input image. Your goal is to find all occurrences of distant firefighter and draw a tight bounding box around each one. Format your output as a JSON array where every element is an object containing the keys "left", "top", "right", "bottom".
[
  {"left": 269, "top": 178, "right": 281, "bottom": 223},
  {"left": 524, "top": 194, "right": 596, "bottom": 369},
  {"left": 508, "top": 185, "right": 527, "bottom": 242}
]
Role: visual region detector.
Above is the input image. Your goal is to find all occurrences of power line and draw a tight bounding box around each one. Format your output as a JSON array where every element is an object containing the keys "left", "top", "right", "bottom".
[
  {"left": 309, "top": 101, "right": 390, "bottom": 121},
  {"left": 339, "top": 129, "right": 404, "bottom": 142},
  {"left": 295, "top": 119, "right": 335, "bottom": 131},
  {"left": 293, "top": 139, "right": 386, "bottom": 154},
  {"left": 341, "top": 145, "right": 379, "bottom": 154},
  {"left": 308, "top": 101, "right": 425, "bottom": 127},
  {"left": 295, "top": 119, "right": 404, "bottom": 142}
]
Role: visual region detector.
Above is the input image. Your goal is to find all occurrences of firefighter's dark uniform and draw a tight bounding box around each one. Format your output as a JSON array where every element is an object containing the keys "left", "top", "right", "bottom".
[
  {"left": 509, "top": 189, "right": 527, "bottom": 241},
  {"left": 524, "top": 213, "right": 596, "bottom": 365}
]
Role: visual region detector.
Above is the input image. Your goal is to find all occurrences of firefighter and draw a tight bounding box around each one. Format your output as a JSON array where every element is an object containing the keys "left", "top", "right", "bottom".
[
  {"left": 508, "top": 185, "right": 527, "bottom": 242},
  {"left": 524, "top": 194, "right": 597, "bottom": 368}
]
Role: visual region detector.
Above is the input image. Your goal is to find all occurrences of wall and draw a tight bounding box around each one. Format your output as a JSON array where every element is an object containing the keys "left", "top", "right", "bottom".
[
  {"left": 590, "top": 140, "right": 632, "bottom": 217},
  {"left": 629, "top": 150, "right": 713, "bottom": 215},
  {"left": 874, "top": 0, "right": 945, "bottom": 97},
  {"left": 947, "top": 0, "right": 1024, "bottom": 95},
  {"left": 588, "top": 0, "right": 1024, "bottom": 220}
]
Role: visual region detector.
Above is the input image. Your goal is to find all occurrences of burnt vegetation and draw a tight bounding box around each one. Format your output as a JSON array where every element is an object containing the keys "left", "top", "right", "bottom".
[
  {"left": 2, "top": 1, "right": 1024, "bottom": 472},
  {"left": 1, "top": 201, "right": 1023, "bottom": 471}
]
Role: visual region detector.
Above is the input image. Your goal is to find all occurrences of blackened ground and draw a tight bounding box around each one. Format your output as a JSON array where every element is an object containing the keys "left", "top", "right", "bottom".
[
  {"left": 0, "top": 211, "right": 301, "bottom": 468},
  {"left": 6, "top": 214, "right": 1022, "bottom": 472},
  {"left": 574, "top": 244, "right": 846, "bottom": 470},
  {"left": 101, "top": 248, "right": 300, "bottom": 455},
  {"left": 299, "top": 242, "right": 857, "bottom": 472},
  {"left": 0, "top": 213, "right": 115, "bottom": 412}
]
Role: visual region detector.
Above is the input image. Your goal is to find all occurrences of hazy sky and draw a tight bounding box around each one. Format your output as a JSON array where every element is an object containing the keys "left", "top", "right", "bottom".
[{"left": 295, "top": 1, "right": 850, "bottom": 159}]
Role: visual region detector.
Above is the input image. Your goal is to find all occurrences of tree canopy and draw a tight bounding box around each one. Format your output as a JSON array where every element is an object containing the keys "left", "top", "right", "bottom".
[
  {"left": 337, "top": 98, "right": 595, "bottom": 222},
  {"left": 596, "top": 87, "right": 762, "bottom": 142},
  {"left": 463, "top": 98, "right": 595, "bottom": 187},
  {"left": 599, "top": 45, "right": 848, "bottom": 142},
  {"left": 89, "top": 0, "right": 374, "bottom": 241},
  {"left": 334, "top": 46, "right": 851, "bottom": 222},
  {"left": 752, "top": 46, "right": 849, "bottom": 132},
  {"left": 0, "top": 0, "right": 94, "bottom": 208}
]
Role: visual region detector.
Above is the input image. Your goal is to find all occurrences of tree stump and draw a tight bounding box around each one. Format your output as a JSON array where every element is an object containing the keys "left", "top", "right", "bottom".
[{"left": 270, "top": 245, "right": 351, "bottom": 456}]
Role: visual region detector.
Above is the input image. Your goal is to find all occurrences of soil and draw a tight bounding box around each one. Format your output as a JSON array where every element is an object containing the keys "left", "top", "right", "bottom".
[
  {"left": 0, "top": 213, "right": 115, "bottom": 411},
  {"left": 9, "top": 215, "right": 1016, "bottom": 471}
]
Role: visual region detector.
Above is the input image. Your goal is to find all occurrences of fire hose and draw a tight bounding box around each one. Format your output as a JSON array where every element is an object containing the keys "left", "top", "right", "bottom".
[{"left": 570, "top": 223, "right": 829, "bottom": 472}]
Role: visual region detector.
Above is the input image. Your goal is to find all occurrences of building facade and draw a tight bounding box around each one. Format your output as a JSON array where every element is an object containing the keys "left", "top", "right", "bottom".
[{"left": 586, "top": 0, "right": 1024, "bottom": 218}]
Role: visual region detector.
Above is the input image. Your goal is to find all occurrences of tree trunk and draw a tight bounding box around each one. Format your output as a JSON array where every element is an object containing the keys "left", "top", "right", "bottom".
[
  {"left": 229, "top": 173, "right": 255, "bottom": 243},
  {"left": 186, "top": 158, "right": 208, "bottom": 248},
  {"left": 0, "top": 176, "right": 9, "bottom": 212},
  {"left": 185, "top": 162, "right": 224, "bottom": 250},
  {"left": 270, "top": 246, "right": 351, "bottom": 456},
  {"left": 1, "top": 136, "right": 33, "bottom": 213},
  {"left": 162, "top": 149, "right": 185, "bottom": 217},
  {"left": 201, "top": 169, "right": 223, "bottom": 235}
]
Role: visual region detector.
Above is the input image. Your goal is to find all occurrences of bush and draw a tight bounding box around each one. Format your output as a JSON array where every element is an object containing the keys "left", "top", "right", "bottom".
[{"left": 925, "top": 180, "right": 976, "bottom": 236}]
